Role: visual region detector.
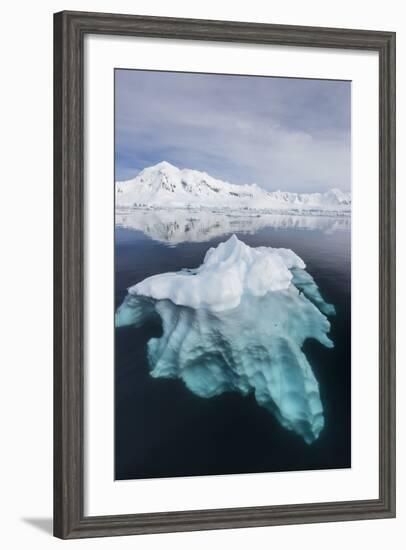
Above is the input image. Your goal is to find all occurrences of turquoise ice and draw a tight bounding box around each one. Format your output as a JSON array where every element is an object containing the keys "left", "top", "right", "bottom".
[{"left": 116, "top": 236, "right": 336, "bottom": 444}]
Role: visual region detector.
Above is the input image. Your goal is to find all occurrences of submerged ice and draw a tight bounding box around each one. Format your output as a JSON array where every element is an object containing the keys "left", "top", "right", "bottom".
[{"left": 116, "top": 235, "right": 336, "bottom": 444}]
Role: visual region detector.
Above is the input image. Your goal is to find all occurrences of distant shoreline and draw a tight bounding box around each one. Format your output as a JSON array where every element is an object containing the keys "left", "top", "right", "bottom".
[{"left": 115, "top": 205, "right": 351, "bottom": 218}]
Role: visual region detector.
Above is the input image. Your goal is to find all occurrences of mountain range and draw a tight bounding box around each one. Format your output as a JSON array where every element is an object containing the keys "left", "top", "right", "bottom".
[{"left": 116, "top": 161, "right": 351, "bottom": 213}]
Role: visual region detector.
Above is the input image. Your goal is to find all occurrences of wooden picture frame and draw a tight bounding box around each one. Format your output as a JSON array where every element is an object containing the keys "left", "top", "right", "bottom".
[{"left": 54, "top": 10, "right": 396, "bottom": 539}]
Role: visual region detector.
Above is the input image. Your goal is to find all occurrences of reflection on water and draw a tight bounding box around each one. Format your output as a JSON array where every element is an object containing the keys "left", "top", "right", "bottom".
[{"left": 116, "top": 207, "right": 350, "bottom": 245}]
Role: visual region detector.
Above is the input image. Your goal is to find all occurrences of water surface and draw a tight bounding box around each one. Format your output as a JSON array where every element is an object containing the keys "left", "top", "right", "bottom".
[{"left": 115, "top": 212, "right": 351, "bottom": 480}]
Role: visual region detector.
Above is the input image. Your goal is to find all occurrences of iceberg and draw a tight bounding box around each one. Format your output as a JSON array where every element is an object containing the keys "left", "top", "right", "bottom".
[
  {"left": 116, "top": 235, "right": 336, "bottom": 444},
  {"left": 128, "top": 235, "right": 305, "bottom": 312}
]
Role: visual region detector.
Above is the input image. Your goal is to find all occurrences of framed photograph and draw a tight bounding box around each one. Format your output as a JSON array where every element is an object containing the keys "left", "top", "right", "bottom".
[{"left": 54, "top": 10, "right": 396, "bottom": 539}]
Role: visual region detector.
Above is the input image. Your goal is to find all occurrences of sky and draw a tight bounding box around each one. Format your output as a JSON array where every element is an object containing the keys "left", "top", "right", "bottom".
[{"left": 115, "top": 69, "right": 351, "bottom": 193}]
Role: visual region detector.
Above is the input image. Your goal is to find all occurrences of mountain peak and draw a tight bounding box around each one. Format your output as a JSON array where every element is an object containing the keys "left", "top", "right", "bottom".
[{"left": 148, "top": 160, "right": 179, "bottom": 172}]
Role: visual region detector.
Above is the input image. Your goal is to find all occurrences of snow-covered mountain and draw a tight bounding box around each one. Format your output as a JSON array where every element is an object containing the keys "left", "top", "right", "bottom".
[{"left": 116, "top": 161, "right": 351, "bottom": 212}]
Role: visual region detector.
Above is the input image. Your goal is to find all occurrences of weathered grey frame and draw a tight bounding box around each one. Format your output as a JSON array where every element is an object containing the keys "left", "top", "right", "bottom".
[{"left": 54, "top": 10, "right": 396, "bottom": 539}]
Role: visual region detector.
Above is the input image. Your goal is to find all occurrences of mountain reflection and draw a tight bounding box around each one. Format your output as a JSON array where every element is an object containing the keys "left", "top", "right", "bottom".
[{"left": 116, "top": 207, "right": 350, "bottom": 245}]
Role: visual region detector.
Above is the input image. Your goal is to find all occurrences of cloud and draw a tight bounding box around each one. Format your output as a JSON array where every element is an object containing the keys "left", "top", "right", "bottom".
[{"left": 115, "top": 69, "right": 351, "bottom": 193}]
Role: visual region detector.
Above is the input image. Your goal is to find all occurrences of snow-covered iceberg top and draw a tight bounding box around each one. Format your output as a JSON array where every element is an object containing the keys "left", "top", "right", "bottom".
[{"left": 127, "top": 235, "right": 306, "bottom": 312}]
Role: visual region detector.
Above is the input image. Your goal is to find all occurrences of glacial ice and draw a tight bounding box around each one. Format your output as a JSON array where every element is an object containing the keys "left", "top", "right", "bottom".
[
  {"left": 126, "top": 235, "right": 305, "bottom": 312},
  {"left": 116, "top": 235, "right": 336, "bottom": 444}
]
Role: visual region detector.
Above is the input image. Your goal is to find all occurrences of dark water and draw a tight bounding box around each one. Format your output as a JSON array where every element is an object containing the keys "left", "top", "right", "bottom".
[{"left": 115, "top": 224, "right": 351, "bottom": 480}]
